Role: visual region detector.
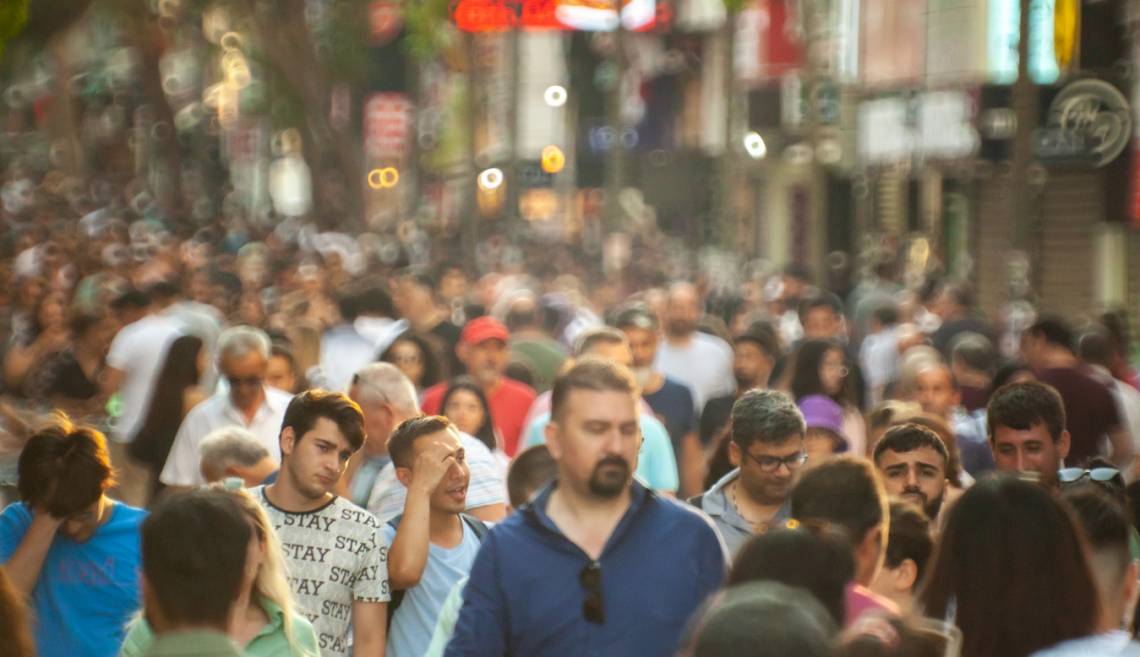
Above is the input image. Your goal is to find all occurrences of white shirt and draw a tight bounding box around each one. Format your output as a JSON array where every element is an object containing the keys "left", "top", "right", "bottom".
[
  {"left": 105, "top": 313, "right": 184, "bottom": 442},
  {"left": 319, "top": 324, "right": 378, "bottom": 393},
  {"left": 654, "top": 332, "right": 735, "bottom": 413},
  {"left": 159, "top": 387, "right": 293, "bottom": 486},
  {"left": 366, "top": 432, "right": 506, "bottom": 522},
  {"left": 1031, "top": 631, "right": 1140, "bottom": 657},
  {"left": 860, "top": 327, "right": 901, "bottom": 406}
]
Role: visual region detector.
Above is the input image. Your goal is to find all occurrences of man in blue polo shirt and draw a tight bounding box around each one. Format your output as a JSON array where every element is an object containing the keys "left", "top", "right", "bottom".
[
  {"left": 444, "top": 357, "right": 726, "bottom": 657},
  {"left": 0, "top": 421, "right": 146, "bottom": 657}
]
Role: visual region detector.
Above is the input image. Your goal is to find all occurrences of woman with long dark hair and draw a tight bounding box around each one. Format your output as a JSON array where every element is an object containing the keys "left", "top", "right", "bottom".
[
  {"left": 789, "top": 339, "right": 867, "bottom": 457},
  {"left": 130, "top": 334, "right": 206, "bottom": 500},
  {"left": 919, "top": 475, "right": 1102, "bottom": 657},
  {"left": 380, "top": 332, "right": 444, "bottom": 393},
  {"left": 441, "top": 377, "right": 498, "bottom": 454}
]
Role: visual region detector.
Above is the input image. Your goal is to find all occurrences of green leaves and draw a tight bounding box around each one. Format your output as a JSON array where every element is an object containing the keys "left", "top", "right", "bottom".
[{"left": 0, "top": 0, "right": 29, "bottom": 58}]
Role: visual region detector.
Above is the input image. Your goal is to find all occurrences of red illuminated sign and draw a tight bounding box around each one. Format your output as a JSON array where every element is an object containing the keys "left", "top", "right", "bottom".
[{"left": 451, "top": 0, "right": 661, "bottom": 32}]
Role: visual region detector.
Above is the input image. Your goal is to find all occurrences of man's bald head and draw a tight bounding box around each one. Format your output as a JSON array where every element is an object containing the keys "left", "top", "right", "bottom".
[{"left": 665, "top": 282, "right": 701, "bottom": 338}]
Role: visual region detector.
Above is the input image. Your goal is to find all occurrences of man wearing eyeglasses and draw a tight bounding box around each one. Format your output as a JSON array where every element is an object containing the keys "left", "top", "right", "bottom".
[
  {"left": 444, "top": 358, "right": 726, "bottom": 657},
  {"left": 160, "top": 326, "right": 292, "bottom": 490},
  {"left": 692, "top": 389, "right": 807, "bottom": 556}
]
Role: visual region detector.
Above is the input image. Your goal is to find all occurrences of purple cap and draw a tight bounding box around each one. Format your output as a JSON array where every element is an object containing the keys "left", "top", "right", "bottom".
[{"left": 798, "top": 394, "right": 846, "bottom": 438}]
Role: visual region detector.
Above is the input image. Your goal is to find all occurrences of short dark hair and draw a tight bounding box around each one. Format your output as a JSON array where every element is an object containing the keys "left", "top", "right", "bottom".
[
  {"left": 728, "top": 523, "right": 855, "bottom": 626},
  {"left": 950, "top": 332, "right": 996, "bottom": 374},
  {"left": 872, "top": 304, "right": 900, "bottom": 327},
  {"left": 883, "top": 502, "right": 934, "bottom": 585},
  {"left": 356, "top": 285, "right": 396, "bottom": 317},
  {"left": 797, "top": 291, "right": 843, "bottom": 325},
  {"left": 790, "top": 457, "right": 887, "bottom": 547},
  {"left": 142, "top": 489, "right": 252, "bottom": 628},
  {"left": 281, "top": 390, "right": 366, "bottom": 454},
  {"left": 734, "top": 323, "right": 780, "bottom": 360},
  {"left": 1062, "top": 484, "right": 1131, "bottom": 580},
  {"left": 1077, "top": 329, "right": 1113, "bottom": 368},
  {"left": 730, "top": 389, "right": 805, "bottom": 450},
  {"left": 1027, "top": 316, "right": 1075, "bottom": 352},
  {"left": 613, "top": 304, "right": 658, "bottom": 332},
  {"left": 387, "top": 415, "right": 453, "bottom": 469},
  {"left": 18, "top": 421, "right": 115, "bottom": 517},
  {"left": 507, "top": 444, "right": 557, "bottom": 508},
  {"left": 873, "top": 423, "right": 949, "bottom": 469},
  {"left": 550, "top": 357, "right": 638, "bottom": 421},
  {"left": 986, "top": 381, "right": 1066, "bottom": 443},
  {"left": 688, "top": 582, "right": 836, "bottom": 657}
]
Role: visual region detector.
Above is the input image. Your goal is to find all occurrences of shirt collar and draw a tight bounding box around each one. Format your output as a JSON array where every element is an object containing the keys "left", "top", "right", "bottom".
[
  {"left": 524, "top": 478, "right": 653, "bottom": 557},
  {"left": 222, "top": 388, "right": 279, "bottom": 425},
  {"left": 144, "top": 630, "right": 240, "bottom": 657}
]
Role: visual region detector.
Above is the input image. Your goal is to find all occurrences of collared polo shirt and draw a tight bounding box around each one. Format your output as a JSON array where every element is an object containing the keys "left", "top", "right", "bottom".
[
  {"left": 160, "top": 386, "right": 293, "bottom": 487},
  {"left": 443, "top": 480, "right": 726, "bottom": 657}
]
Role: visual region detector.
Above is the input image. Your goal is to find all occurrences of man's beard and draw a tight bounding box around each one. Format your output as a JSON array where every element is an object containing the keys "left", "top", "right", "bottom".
[
  {"left": 666, "top": 319, "right": 697, "bottom": 338},
  {"left": 588, "top": 455, "right": 632, "bottom": 498},
  {"left": 904, "top": 485, "right": 945, "bottom": 519}
]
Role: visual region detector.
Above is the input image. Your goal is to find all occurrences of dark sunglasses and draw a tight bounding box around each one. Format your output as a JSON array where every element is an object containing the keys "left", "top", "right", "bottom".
[
  {"left": 1058, "top": 467, "right": 1121, "bottom": 485},
  {"left": 227, "top": 375, "right": 263, "bottom": 389},
  {"left": 579, "top": 561, "right": 604, "bottom": 624}
]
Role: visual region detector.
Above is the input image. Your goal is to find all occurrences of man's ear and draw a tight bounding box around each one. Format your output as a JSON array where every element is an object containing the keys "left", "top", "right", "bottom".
[
  {"left": 727, "top": 440, "right": 742, "bottom": 468},
  {"left": 280, "top": 427, "right": 296, "bottom": 459},
  {"left": 395, "top": 466, "right": 413, "bottom": 489},
  {"left": 1057, "top": 429, "right": 1072, "bottom": 461},
  {"left": 895, "top": 558, "right": 919, "bottom": 592},
  {"left": 544, "top": 419, "right": 562, "bottom": 459},
  {"left": 456, "top": 342, "right": 469, "bottom": 364}
]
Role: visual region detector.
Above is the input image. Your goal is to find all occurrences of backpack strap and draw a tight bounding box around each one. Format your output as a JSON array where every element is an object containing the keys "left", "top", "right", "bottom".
[
  {"left": 385, "top": 515, "right": 406, "bottom": 627},
  {"left": 460, "top": 513, "right": 490, "bottom": 541}
]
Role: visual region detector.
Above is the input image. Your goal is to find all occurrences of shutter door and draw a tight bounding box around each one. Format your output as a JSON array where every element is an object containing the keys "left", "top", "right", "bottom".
[{"left": 1036, "top": 171, "right": 1101, "bottom": 317}]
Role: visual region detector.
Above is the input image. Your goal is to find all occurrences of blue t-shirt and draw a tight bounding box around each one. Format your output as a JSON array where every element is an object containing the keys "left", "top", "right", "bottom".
[
  {"left": 0, "top": 501, "right": 146, "bottom": 657},
  {"left": 522, "top": 412, "right": 680, "bottom": 493},
  {"left": 643, "top": 378, "right": 697, "bottom": 455},
  {"left": 382, "top": 520, "right": 482, "bottom": 657}
]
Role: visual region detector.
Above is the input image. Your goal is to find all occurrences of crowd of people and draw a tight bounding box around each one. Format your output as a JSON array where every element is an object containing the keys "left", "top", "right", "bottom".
[{"left": 1, "top": 186, "right": 1140, "bottom": 657}]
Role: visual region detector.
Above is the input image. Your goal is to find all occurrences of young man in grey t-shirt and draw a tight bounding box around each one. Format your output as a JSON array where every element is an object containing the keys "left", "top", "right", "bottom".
[{"left": 255, "top": 390, "right": 389, "bottom": 657}]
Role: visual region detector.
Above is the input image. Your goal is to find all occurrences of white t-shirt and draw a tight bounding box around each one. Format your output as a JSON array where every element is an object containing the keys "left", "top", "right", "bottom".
[
  {"left": 159, "top": 387, "right": 293, "bottom": 486},
  {"left": 366, "top": 433, "right": 506, "bottom": 523},
  {"left": 382, "top": 520, "right": 482, "bottom": 657},
  {"left": 105, "top": 313, "right": 183, "bottom": 442},
  {"left": 319, "top": 325, "right": 379, "bottom": 394},
  {"left": 254, "top": 486, "right": 391, "bottom": 657},
  {"left": 654, "top": 332, "right": 736, "bottom": 414}
]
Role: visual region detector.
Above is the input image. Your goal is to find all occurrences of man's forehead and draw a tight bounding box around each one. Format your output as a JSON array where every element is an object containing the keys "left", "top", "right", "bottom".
[
  {"left": 879, "top": 446, "right": 945, "bottom": 469},
  {"left": 993, "top": 424, "right": 1052, "bottom": 443},
  {"left": 305, "top": 417, "right": 350, "bottom": 445},
  {"left": 752, "top": 436, "right": 803, "bottom": 454},
  {"left": 563, "top": 389, "right": 638, "bottom": 419},
  {"left": 415, "top": 427, "right": 462, "bottom": 450}
]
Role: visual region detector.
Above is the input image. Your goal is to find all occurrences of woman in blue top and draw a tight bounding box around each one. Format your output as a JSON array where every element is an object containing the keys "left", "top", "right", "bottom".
[{"left": 119, "top": 486, "right": 318, "bottom": 657}]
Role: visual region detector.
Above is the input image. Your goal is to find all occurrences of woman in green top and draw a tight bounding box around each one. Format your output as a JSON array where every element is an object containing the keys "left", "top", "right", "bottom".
[{"left": 119, "top": 487, "right": 319, "bottom": 657}]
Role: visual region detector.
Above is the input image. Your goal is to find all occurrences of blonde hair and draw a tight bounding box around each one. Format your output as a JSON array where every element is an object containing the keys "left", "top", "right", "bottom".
[{"left": 217, "top": 486, "right": 315, "bottom": 657}]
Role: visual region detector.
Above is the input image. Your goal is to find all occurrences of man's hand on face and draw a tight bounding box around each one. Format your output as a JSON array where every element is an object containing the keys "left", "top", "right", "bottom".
[
  {"left": 409, "top": 439, "right": 459, "bottom": 497},
  {"left": 30, "top": 506, "right": 65, "bottom": 533}
]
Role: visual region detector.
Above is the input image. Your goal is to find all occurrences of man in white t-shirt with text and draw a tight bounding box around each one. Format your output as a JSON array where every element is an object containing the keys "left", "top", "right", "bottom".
[{"left": 255, "top": 389, "right": 390, "bottom": 657}]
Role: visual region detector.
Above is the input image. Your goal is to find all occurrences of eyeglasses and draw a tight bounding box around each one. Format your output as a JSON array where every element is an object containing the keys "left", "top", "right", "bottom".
[
  {"left": 742, "top": 450, "right": 809, "bottom": 473},
  {"left": 579, "top": 561, "right": 604, "bottom": 624},
  {"left": 1058, "top": 467, "right": 1121, "bottom": 485},
  {"left": 227, "top": 375, "right": 264, "bottom": 389}
]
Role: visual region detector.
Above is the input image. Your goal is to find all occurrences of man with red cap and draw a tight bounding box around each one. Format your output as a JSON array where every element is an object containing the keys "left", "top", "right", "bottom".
[{"left": 421, "top": 317, "right": 537, "bottom": 456}]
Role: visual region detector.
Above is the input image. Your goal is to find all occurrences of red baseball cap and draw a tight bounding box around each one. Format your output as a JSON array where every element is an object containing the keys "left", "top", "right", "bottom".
[{"left": 461, "top": 316, "right": 510, "bottom": 345}]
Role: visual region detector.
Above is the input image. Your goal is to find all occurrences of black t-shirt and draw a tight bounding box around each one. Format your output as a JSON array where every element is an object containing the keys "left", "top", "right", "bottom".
[
  {"left": 643, "top": 378, "right": 696, "bottom": 454},
  {"left": 24, "top": 350, "right": 99, "bottom": 401}
]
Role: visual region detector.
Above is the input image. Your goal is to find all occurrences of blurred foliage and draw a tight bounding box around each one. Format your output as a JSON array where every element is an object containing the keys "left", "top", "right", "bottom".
[
  {"left": 723, "top": 0, "right": 747, "bottom": 12},
  {"left": 404, "top": 0, "right": 454, "bottom": 61},
  {"left": 0, "top": 0, "right": 28, "bottom": 58}
]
